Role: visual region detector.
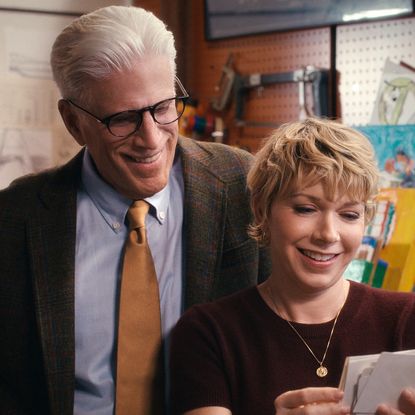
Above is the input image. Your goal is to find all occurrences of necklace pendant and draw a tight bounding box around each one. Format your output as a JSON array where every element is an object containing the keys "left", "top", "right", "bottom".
[{"left": 316, "top": 366, "right": 328, "bottom": 377}]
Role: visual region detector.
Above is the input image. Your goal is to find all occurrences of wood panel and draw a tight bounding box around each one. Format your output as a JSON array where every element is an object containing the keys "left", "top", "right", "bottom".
[{"left": 134, "top": 0, "right": 161, "bottom": 17}]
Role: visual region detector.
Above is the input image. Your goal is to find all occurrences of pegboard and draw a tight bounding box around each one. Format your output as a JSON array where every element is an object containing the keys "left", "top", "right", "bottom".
[
  {"left": 337, "top": 17, "right": 415, "bottom": 126},
  {"left": 183, "top": 1, "right": 332, "bottom": 152}
]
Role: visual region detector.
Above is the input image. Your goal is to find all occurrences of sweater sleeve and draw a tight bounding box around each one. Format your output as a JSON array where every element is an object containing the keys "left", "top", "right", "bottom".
[
  {"left": 397, "top": 291, "right": 415, "bottom": 349},
  {"left": 169, "top": 305, "right": 232, "bottom": 415}
]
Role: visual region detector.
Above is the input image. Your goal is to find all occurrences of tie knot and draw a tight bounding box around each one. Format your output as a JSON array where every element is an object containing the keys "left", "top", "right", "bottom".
[{"left": 127, "top": 200, "right": 149, "bottom": 230}]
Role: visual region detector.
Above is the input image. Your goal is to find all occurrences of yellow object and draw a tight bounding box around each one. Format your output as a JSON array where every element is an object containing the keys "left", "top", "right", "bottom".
[
  {"left": 379, "top": 188, "right": 415, "bottom": 291},
  {"left": 178, "top": 102, "right": 197, "bottom": 136}
]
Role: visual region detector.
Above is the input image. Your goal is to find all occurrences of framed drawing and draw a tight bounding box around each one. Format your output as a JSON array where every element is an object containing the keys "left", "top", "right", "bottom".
[{"left": 205, "top": 0, "right": 414, "bottom": 40}]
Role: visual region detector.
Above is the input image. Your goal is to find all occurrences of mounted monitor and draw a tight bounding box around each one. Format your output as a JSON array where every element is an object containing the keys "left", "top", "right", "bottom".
[{"left": 205, "top": 0, "right": 414, "bottom": 40}]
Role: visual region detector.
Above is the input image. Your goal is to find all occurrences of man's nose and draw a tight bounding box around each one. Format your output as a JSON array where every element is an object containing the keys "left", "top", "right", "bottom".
[{"left": 130, "top": 111, "right": 160, "bottom": 148}]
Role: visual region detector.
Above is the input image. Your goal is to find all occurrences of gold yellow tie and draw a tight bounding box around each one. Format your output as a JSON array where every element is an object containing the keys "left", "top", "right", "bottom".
[{"left": 115, "top": 200, "right": 162, "bottom": 415}]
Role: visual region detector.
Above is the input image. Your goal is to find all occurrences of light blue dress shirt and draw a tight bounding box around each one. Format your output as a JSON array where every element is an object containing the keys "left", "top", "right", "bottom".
[{"left": 73, "top": 149, "right": 184, "bottom": 415}]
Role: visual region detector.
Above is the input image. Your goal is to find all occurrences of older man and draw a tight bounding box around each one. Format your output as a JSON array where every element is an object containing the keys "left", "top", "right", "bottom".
[{"left": 0, "top": 5, "right": 270, "bottom": 415}]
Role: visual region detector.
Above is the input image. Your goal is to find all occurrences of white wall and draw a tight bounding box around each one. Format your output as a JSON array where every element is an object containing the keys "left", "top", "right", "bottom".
[
  {"left": 0, "top": 0, "right": 132, "bottom": 14},
  {"left": 0, "top": 2, "right": 138, "bottom": 188}
]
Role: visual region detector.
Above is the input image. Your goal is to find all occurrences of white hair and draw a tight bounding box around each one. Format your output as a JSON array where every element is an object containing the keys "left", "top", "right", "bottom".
[{"left": 51, "top": 5, "right": 177, "bottom": 102}]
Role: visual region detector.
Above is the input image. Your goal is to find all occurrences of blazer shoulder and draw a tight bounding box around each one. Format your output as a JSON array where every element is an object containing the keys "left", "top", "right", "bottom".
[
  {"left": 0, "top": 150, "right": 83, "bottom": 210},
  {"left": 178, "top": 136, "right": 254, "bottom": 178}
]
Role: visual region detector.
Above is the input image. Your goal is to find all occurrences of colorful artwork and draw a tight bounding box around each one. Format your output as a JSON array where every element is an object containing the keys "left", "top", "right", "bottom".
[{"left": 357, "top": 125, "right": 415, "bottom": 188}]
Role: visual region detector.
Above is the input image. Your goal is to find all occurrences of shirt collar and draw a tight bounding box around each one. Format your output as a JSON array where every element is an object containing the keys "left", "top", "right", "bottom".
[{"left": 145, "top": 181, "right": 170, "bottom": 224}]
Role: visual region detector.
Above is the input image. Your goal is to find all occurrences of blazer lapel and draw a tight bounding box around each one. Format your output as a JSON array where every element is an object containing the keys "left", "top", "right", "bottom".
[
  {"left": 179, "top": 138, "right": 227, "bottom": 308},
  {"left": 28, "top": 151, "right": 83, "bottom": 415}
]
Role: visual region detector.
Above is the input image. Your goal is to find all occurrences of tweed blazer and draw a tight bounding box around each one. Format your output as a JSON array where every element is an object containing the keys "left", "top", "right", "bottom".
[{"left": 0, "top": 136, "right": 271, "bottom": 415}]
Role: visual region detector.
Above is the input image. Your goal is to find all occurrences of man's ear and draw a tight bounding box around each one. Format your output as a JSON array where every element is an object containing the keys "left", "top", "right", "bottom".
[{"left": 58, "top": 99, "right": 86, "bottom": 146}]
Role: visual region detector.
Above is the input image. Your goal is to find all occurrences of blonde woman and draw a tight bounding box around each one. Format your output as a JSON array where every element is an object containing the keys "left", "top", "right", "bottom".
[{"left": 170, "top": 118, "right": 415, "bottom": 415}]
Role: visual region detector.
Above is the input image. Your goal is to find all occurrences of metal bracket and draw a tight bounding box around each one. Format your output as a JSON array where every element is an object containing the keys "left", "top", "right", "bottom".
[{"left": 235, "top": 65, "right": 330, "bottom": 124}]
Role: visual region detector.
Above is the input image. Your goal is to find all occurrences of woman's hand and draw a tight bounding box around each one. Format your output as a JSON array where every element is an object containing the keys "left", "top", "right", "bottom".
[
  {"left": 376, "top": 388, "right": 415, "bottom": 415},
  {"left": 274, "top": 387, "right": 350, "bottom": 414}
]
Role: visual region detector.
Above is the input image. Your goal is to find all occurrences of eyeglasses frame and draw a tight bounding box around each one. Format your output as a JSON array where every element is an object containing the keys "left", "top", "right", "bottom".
[{"left": 63, "top": 77, "right": 189, "bottom": 138}]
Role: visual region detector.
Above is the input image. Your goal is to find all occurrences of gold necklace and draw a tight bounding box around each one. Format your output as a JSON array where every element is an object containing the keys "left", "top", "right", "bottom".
[{"left": 267, "top": 284, "right": 343, "bottom": 378}]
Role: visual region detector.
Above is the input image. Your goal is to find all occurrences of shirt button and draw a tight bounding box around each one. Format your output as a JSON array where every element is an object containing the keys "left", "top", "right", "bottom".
[
  {"left": 159, "top": 211, "right": 166, "bottom": 220},
  {"left": 112, "top": 222, "right": 121, "bottom": 230}
]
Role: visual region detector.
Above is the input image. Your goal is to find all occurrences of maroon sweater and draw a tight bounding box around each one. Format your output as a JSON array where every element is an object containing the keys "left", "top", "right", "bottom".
[{"left": 170, "top": 281, "right": 415, "bottom": 415}]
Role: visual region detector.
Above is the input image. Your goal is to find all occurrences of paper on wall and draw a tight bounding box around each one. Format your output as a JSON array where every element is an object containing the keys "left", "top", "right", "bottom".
[{"left": 370, "top": 58, "right": 415, "bottom": 125}]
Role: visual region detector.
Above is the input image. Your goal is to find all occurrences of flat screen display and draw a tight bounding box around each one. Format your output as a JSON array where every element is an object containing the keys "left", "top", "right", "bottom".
[{"left": 205, "top": 0, "right": 414, "bottom": 40}]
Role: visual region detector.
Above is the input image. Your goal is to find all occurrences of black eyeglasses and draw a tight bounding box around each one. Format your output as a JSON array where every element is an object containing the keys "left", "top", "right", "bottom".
[{"left": 65, "top": 78, "right": 189, "bottom": 138}]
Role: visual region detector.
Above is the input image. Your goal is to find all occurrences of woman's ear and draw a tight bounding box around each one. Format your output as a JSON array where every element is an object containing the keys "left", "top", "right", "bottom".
[{"left": 58, "top": 99, "right": 85, "bottom": 146}]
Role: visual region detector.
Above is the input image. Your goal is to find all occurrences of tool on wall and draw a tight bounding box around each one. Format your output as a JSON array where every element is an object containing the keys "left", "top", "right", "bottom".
[
  {"left": 211, "top": 54, "right": 235, "bottom": 112},
  {"left": 211, "top": 55, "right": 330, "bottom": 125},
  {"left": 234, "top": 65, "right": 330, "bottom": 124}
]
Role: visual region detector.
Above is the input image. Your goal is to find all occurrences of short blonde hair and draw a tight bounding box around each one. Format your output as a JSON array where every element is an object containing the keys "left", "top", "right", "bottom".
[{"left": 247, "top": 118, "right": 379, "bottom": 245}]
